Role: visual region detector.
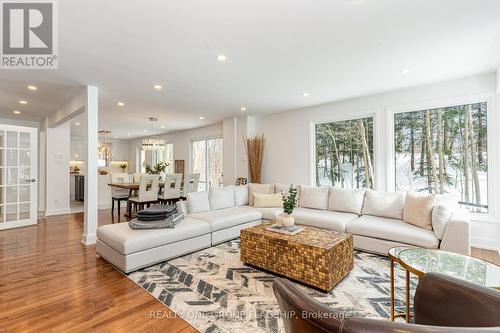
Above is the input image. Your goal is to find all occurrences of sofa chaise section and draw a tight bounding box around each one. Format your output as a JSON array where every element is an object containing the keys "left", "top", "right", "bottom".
[{"left": 96, "top": 217, "right": 211, "bottom": 273}]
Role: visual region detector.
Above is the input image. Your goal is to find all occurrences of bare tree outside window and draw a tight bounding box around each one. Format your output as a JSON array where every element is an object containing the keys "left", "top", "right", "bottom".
[
  {"left": 191, "top": 138, "right": 223, "bottom": 191},
  {"left": 315, "top": 117, "right": 374, "bottom": 189},
  {"left": 394, "top": 102, "right": 488, "bottom": 213}
]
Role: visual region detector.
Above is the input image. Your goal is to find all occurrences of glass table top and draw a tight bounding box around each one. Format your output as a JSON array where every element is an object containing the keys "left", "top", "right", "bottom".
[
  {"left": 398, "top": 248, "right": 500, "bottom": 288},
  {"left": 388, "top": 246, "right": 411, "bottom": 260}
]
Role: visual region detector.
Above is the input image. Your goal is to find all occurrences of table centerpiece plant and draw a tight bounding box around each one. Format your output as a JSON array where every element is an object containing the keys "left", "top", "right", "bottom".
[
  {"left": 277, "top": 185, "right": 298, "bottom": 227},
  {"left": 143, "top": 161, "right": 169, "bottom": 175}
]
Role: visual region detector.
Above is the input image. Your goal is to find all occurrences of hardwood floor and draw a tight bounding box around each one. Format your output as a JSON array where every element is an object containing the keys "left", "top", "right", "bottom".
[
  {"left": 1, "top": 211, "right": 499, "bottom": 332},
  {"left": 0, "top": 211, "right": 197, "bottom": 333}
]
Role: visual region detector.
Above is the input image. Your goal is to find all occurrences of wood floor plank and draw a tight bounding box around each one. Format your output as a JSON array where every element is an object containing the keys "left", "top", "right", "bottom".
[{"left": 0, "top": 211, "right": 197, "bottom": 333}]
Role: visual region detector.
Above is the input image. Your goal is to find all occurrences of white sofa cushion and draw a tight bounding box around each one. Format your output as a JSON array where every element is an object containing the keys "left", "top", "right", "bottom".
[
  {"left": 298, "top": 186, "right": 329, "bottom": 210},
  {"left": 189, "top": 207, "right": 262, "bottom": 232},
  {"left": 234, "top": 185, "right": 249, "bottom": 206},
  {"left": 209, "top": 186, "right": 235, "bottom": 210},
  {"left": 362, "top": 189, "right": 405, "bottom": 219},
  {"left": 96, "top": 218, "right": 211, "bottom": 255},
  {"left": 346, "top": 215, "right": 439, "bottom": 248},
  {"left": 292, "top": 207, "right": 358, "bottom": 232},
  {"left": 328, "top": 187, "right": 365, "bottom": 215},
  {"left": 248, "top": 183, "right": 274, "bottom": 206},
  {"left": 187, "top": 191, "right": 210, "bottom": 214},
  {"left": 432, "top": 199, "right": 459, "bottom": 240},
  {"left": 247, "top": 206, "right": 282, "bottom": 220},
  {"left": 274, "top": 183, "right": 290, "bottom": 195}
]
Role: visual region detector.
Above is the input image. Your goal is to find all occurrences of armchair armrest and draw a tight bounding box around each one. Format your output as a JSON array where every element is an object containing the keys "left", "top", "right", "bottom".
[
  {"left": 414, "top": 273, "right": 500, "bottom": 328},
  {"left": 439, "top": 208, "right": 470, "bottom": 255}
]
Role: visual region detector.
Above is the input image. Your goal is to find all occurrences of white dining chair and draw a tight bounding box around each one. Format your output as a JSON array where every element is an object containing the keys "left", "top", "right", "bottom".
[
  {"left": 159, "top": 173, "right": 182, "bottom": 204},
  {"left": 133, "top": 173, "right": 146, "bottom": 183},
  {"left": 184, "top": 173, "right": 200, "bottom": 193},
  {"left": 110, "top": 173, "right": 132, "bottom": 217},
  {"left": 128, "top": 174, "right": 160, "bottom": 214}
]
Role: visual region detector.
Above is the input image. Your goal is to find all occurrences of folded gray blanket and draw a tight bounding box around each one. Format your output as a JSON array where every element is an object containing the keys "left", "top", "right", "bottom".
[
  {"left": 129, "top": 211, "right": 184, "bottom": 230},
  {"left": 137, "top": 203, "right": 177, "bottom": 216}
]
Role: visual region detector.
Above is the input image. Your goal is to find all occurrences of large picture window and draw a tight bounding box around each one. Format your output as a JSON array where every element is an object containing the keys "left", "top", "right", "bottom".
[
  {"left": 153, "top": 143, "right": 174, "bottom": 173},
  {"left": 394, "top": 102, "right": 488, "bottom": 213},
  {"left": 315, "top": 117, "right": 374, "bottom": 188},
  {"left": 190, "top": 138, "right": 223, "bottom": 190}
]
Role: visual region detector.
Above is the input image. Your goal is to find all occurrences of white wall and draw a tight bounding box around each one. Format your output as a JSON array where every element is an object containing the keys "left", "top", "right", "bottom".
[
  {"left": 255, "top": 73, "right": 499, "bottom": 250},
  {"left": 128, "top": 123, "right": 223, "bottom": 174},
  {"left": 45, "top": 122, "right": 71, "bottom": 216}
]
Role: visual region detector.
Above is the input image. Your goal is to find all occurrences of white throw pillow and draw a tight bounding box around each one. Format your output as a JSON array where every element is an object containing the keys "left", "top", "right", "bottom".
[
  {"left": 274, "top": 183, "right": 290, "bottom": 195},
  {"left": 209, "top": 186, "right": 235, "bottom": 210},
  {"left": 432, "top": 195, "right": 459, "bottom": 239},
  {"left": 362, "top": 189, "right": 405, "bottom": 219},
  {"left": 186, "top": 191, "right": 210, "bottom": 214},
  {"left": 403, "top": 192, "right": 437, "bottom": 230},
  {"left": 253, "top": 192, "right": 284, "bottom": 208},
  {"left": 234, "top": 185, "right": 249, "bottom": 206},
  {"left": 328, "top": 187, "right": 365, "bottom": 215},
  {"left": 298, "top": 186, "right": 329, "bottom": 210},
  {"left": 248, "top": 183, "right": 274, "bottom": 206}
]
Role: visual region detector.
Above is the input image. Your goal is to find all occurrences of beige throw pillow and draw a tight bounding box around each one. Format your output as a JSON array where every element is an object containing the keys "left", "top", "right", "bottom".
[
  {"left": 248, "top": 183, "right": 274, "bottom": 206},
  {"left": 253, "top": 193, "right": 284, "bottom": 208},
  {"left": 403, "top": 192, "right": 437, "bottom": 230}
]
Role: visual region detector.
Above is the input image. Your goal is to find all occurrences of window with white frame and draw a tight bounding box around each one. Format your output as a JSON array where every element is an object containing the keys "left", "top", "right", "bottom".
[
  {"left": 190, "top": 138, "right": 223, "bottom": 191},
  {"left": 394, "top": 102, "right": 488, "bottom": 213},
  {"left": 136, "top": 148, "right": 146, "bottom": 173},
  {"left": 152, "top": 143, "right": 174, "bottom": 173},
  {"left": 314, "top": 117, "right": 374, "bottom": 188}
]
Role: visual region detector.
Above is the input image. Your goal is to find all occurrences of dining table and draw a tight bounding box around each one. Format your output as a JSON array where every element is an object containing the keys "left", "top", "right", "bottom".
[{"left": 108, "top": 182, "right": 185, "bottom": 217}]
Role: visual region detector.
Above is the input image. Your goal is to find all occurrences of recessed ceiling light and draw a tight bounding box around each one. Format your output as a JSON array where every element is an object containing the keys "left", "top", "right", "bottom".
[
  {"left": 160, "top": 125, "right": 165, "bottom": 129},
  {"left": 19, "top": 100, "right": 27, "bottom": 104},
  {"left": 27, "top": 85, "right": 37, "bottom": 91},
  {"left": 302, "top": 92, "right": 310, "bottom": 97},
  {"left": 127, "top": 133, "right": 131, "bottom": 136},
  {"left": 216, "top": 54, "right": 227, "bottom": 62},
  {"left": 240, "top": 107, "right": 247, "bottom": 111},
  {"left": 144, "top": 129, "right": 148, "bottom": 133},
  {"left": 117, "top": 102, "right": 125, "bottom": 106},
  {"left": 401, "top": 68, "right": 411, "bottom": 75},
  {"left": 113, "top": 136, "right": 118, "bottom": 139},
  {"left": 13, "top": 110, "right": 21, "bottom": 114},
  {"left": 199, "top": 116, "right": 205, "bottom": 120},
  {"left": 75, "top": 122, "right": 80, "bottom": 126},
  {"left": 154, "top": 84, "right": 162, "bottom": 90}
]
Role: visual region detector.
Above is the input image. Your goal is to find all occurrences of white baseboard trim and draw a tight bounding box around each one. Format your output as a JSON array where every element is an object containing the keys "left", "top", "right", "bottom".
[
  {"left": 81, "top": 233, "right": 96, "bottom": 245},
  {"left": 471, "top": 236, "right": 500, "bottom": 252},
  {"left": 45, "top": 208, "right": 72, "bottom": 216}
]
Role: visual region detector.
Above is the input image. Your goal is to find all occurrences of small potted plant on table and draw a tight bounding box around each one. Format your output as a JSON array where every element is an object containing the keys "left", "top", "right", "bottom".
[{"left": 277, "top": 185, "right": 298, "bottom": 227}]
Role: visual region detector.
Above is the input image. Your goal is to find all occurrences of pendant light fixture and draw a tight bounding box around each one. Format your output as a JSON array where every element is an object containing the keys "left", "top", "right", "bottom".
[{"left": 142, "top": 117, "right": 165, "bottom": 151}]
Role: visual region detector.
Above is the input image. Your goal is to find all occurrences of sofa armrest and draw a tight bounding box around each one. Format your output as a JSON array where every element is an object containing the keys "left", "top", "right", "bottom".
[
  {"left": 177, "top": 200, "right": 188, "bottom": 216},
  {"left": 439, "top": 208, "right": 470, "bottom": 255}
]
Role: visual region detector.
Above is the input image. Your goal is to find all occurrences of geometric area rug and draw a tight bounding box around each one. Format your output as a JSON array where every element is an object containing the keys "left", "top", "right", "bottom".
[{"left": 128, "top": 239, "right": 417, "bottom": 333}]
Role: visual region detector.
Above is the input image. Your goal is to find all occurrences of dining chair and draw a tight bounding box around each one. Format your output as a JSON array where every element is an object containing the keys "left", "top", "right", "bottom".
[
  {"left": 133, "top": 173, "right": 145, "bottom": 183},
  {"left": 159, "top": 173, "right": 182, "bottom": 204},
  {"left": 110, "top": 173, "right": 132, "bottom": 217},
  {"left": 184, "top": 173, "right": 200, "bottom": 193},
  {"left": 128, "top": 174, "right": 160, "bottom": 215}
]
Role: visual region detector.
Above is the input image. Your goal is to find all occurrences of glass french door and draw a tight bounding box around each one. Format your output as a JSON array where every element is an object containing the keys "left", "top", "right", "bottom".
[
  {"left": 0, "top": 125, "right": 38, "bottom": 230},
  {"left": 190, "top": 138, "right": 223, "bottom": 191}
]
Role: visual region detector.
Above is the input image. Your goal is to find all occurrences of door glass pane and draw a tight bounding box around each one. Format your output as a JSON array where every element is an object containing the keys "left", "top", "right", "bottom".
[
  {"left": 6, "top": 204, "right": 17, "bottom": 221},
  {"left": 0, "top": 131, "right": 5, "bottom": 147},
  {"left": 19, "top": 185, "right": 30, "bottom": 202},
  {"left": 0, "top": 205, "right": 3, "bottom": 223},
  {"left": 191, "top": 140, "right": 207, "bottom": 190},
  {"left": 6, "top": 168, "right": 18, "bottom": 185},
  {"left": 19, "top": 203, "right": 30, "bottom": 220},
  {"left": 7, "top": 131, "right": 18, "bottom": 148},
  {"left": 19, "top": 167, "right": 30, "bottom": 180},
  {"left": 6, "top": 186, "right": 18, "bottom": 203},
  {"left": 6, "top": 150, "right": 18, "bottom": 166},
  {"left": 20, "top": 132, "right": 30, "bottom": 149},
  {"left": 208, "top": 138, "right": 223, "bottom": 188},
  {"left": 20, "top": 150, "right": 30, "bottom": 166}
]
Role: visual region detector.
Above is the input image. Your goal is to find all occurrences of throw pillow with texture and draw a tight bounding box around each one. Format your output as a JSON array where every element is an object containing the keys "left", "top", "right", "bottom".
[
  {"left": 362, "top": 189, "right": 405, "bottom": 219},
  {"left": 328, "top": 187, "right": 365, "bottom": 215},
  {"left": 298, "top": 186, "right": 329, "bottom": 210},
  {"left": 248, "top": 183, "right": 274, "bottom": 206},
  {"left": 403, "top": 191, "right": 437, "bottom": 230},
  {"left": 253, "top": 192, "right": 284, "bottom": 208}
]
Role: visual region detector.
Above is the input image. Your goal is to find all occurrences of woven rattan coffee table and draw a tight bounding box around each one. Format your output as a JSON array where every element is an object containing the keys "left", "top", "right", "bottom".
[{"left": 240, "top": 224, "right": 353, "bottom": 291}]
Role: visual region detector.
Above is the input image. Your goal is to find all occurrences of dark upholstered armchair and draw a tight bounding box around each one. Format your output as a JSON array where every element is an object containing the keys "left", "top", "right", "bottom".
[{"left": 273, "top": 273, "right": 500, "bottom": 333}]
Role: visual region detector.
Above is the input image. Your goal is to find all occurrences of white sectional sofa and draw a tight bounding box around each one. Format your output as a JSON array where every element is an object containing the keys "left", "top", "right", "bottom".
[{"left": 96, "top": 183, "right": 471, "bottom": 273}]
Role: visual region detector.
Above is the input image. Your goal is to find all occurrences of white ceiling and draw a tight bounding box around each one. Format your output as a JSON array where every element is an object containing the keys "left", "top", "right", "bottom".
[{"left": 1, "top": 0, "right": 499, "bottom": 139}]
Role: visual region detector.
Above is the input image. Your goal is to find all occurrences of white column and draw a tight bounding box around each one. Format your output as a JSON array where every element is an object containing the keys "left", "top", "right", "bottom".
[{"left": 81, "top": 86, "right": 99, "bottom": 245}]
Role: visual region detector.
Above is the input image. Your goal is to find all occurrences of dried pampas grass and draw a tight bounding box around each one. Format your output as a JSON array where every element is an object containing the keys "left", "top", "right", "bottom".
[{"left": 244, "top": 135, "right": 265, "bottom": 183}]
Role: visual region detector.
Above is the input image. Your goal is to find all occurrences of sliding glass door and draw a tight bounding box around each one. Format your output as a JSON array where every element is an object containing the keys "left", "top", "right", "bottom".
[
  {"left": 190, "top": 138, "right": 223, "bottom": 191},
  {"left": 0, "top": 125, "right": 38, "bottom": 230}
]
